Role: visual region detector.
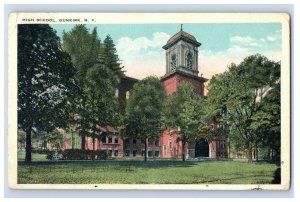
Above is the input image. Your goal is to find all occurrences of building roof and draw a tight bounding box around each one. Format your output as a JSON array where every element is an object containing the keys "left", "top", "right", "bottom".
[
  {"left": 121, "top": 75, "right": 139, "bottom": 82},
  {"left": 163, "top": 30, "right": 201, "bottom": 49},
  {"left": 161, "top": 69, "right": 208, "bottom": 83}
]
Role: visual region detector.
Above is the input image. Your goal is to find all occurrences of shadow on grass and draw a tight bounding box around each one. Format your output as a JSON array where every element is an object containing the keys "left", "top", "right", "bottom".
[
  {"left": 18, "top": 160, "right": 199, "bottom": 172},
  {"left": 272, "top": 167, "right": 281, "bottom": 184}
]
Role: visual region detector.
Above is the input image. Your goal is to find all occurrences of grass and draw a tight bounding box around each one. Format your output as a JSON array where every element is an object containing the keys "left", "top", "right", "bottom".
[
  {"left": 17, "top": 160, "right": 279, "bottom": 184},
  {"left": 18, "top": 151, "right": 47, "bottom": 161}
]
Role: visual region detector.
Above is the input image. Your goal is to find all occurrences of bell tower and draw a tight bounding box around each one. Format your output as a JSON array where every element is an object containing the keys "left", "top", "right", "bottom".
[
  {"left": 161, "top": 25, "right": 208, "bottom": 97},
  {"left": 163, "top": 24, "right": 201, "bottom": 77}
]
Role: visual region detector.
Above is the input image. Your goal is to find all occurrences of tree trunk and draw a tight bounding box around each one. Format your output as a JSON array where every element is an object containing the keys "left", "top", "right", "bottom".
[
  {"left": 227, "top": 136, "right": 230, "bottom": 159},
  {"left": 144, "top": 138, "right": 148, "bottom": 162},
  {"left": 92, "top": 134, "right": 95, "bottom": 161},
  {"left": 25, "top": 130, "right": 32, "bottom": 163},
  {"left": 248, "top": 144, "right": 253, "bottom": 163},
  {"left": 255, "top": 145, "right": 259, "bottom": 162},
  {"left": 81, "top": 132, "right": 86, "bottom": 150},
  {"left": 71, "top": 130, "right": 74, "bottom": 149},
  {"left": 182, "top": 142, "right": 186, "bottom": 162}
]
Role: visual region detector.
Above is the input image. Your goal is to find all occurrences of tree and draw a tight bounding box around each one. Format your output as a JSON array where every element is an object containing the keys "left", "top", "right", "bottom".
[
  {"left": 18, "top": 24, "right": 77, "bottom": 162},
  {"left": 63, "top": 27, "right": 123, "bottom": 159},
  {"left": 251, "top": 82, "right": 281, "bottom": 162},
  {"left": 125, "top": 76, "right": 165, "bottom": 161},
  {"left": 62, "top": 25, "right": 101, "bottom": 150},
  {"left": 84, "top": 63, "right": 120, "bottom": 159},
  {"left": 206, "top": 54, "right": 280, "bottom": 163},
  {"left": 162, "top": 82, "right": 206, "bottom": 161}
]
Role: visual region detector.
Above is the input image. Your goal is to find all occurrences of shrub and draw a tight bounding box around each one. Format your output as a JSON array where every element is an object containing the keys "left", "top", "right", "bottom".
[
  {"left": 60, "top": 149, "right": 108, "bottom": 160},
  {"left": 46, "top": 151, "right": 56, "bottom": 160}
]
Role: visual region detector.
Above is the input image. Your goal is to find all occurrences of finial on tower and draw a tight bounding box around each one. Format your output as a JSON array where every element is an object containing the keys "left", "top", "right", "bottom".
[{"left": 180, "top": 24, "right": 183, "bottom": 31}]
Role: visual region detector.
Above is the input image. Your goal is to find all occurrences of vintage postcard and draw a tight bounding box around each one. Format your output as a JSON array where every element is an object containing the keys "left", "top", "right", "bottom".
[{"left": 8, "top": 13, "right": 290, "bottom": 190}]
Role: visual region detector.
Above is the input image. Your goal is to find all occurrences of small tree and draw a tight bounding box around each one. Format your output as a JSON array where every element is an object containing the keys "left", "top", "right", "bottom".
[
  {"left": 125, "top": 76, "right": 165, "bottom": 161},
  {"left": 163, "top": 82, "right": 206, "bottom": 161}
]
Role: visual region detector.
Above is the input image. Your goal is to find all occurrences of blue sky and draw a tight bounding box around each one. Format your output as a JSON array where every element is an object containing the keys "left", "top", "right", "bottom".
[{"left": 51, "top": 23, "right": 282, "bottom": 80}]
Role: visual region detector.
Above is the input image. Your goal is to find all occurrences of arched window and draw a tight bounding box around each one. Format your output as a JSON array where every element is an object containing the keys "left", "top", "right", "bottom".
[
  {"left": 171, "top": 54, "right": 177, "bottom": 69},
  {"left": 186, "top": 52, "right": 193, "bottom": 69}
]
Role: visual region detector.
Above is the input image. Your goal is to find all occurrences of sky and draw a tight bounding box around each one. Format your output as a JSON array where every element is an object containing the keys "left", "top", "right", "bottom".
[{"left": 51, "top": 23, "right": 282, "bottom": 82}]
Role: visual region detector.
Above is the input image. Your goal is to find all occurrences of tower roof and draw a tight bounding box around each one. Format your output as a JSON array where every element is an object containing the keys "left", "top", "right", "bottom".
[{"left": 163, "top": 30, "right": 201, "bottom": 49}]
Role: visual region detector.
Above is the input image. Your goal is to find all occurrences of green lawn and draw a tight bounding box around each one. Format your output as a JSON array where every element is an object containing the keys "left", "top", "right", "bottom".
[
  {"left": 18, "top": 151, "right": 47, "bottom": 161},
  {"left": 18, "top": 160, "right": 279, "bottom": 184}
]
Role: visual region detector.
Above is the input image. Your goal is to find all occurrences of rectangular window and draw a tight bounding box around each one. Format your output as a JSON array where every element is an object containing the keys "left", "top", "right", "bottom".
[
  {"left": 89, "top": 137, "right": 93, "bottom": 144},
  {"left": 125, "top": 150, "right": 130, "bottom": 157},
  {"left": 155, "top": 151, "right": 160, "bottom": 157},
  {"left": 132, "top": 139, "right": 137, "bottom": 145},
  {"left": 141, "top": 150, "right": 145, "bottom": 157},
  {"left": 114, "top": 136, "right": 118, "bottom": 144},
  {"left": 155, "top": 139, "right": 159, "bottom": 146},
  {"left": 108, "top": 150, "right": 112, "bottom": 157},
  {"left": 169, "top": 141, "right": 172, "bottom": 149},
  {"left": 148, "top": 139, "right": 153, "bottom": 146},
  {"left": 101, "top": 136, "right": 106, "bottom": 143},
  {"left": 164, "top": 145, "right": 166, "bottom": 156},
  {"left": 148, "top": 150, "right": 152, "bottom": 157},
  {"left": 114, "top": 150, "right": 118, "bottom": 157},
  {"left": 108, "top": 135, "right": 112, "bottom": 143},
  {"left": 133, "top": 150, "right": 137, "bottom": 157}
]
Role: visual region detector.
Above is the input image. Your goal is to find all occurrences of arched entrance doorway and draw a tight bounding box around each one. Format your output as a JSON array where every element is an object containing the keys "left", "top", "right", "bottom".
[{"left": 195, "top": 138, "right": 209, "bottom": 157}]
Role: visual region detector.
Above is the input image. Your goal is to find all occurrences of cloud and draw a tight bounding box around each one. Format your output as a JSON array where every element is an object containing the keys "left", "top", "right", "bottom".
[
  {"left": 116, "top": 32, "right": 170, "bottom": 79},
  {"left": 116, "top": 32, "right": 170, "bottom": 55},
  {"left": 230, "top": 36, "right": 255, "bottom": 43},
  {"left": 227, "top": 45, "right": 249, "bottom": 54},
  {"left": 116, "top": 29, "right": 281, "bottom": 81},
  {"left": 266, "top": 36, "right": 276, "bottom": 42}
]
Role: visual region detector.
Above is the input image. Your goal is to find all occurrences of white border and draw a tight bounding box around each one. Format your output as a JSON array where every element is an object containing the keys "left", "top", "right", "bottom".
[{"left": 7, "top": 12, "right": 290, "bottom": 191}]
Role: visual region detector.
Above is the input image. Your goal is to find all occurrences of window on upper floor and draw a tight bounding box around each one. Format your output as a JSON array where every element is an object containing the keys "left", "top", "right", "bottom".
[
  {"left": 108, "top": 135, "right": 112, "bottom": 144},
  {"left": 186, "top": 52, "right": 193, "bottom": 69},
  {"left": 148, "top": 138, "right": 153, "bottom": 146},
  {"left": 101, "top": 135, "right": 106, "bottom": 143},
  {"left": 169, "top": 140, "right": 172, "bottom": 149},
  {"left": 171, "top": 54, "right": 177, "bottom": 69},
  {"left": 155, "top": 139, "right": 159, "bottom": 146},
  {"left": 114, "top": 135, "right": 118, "bottom": 144}
]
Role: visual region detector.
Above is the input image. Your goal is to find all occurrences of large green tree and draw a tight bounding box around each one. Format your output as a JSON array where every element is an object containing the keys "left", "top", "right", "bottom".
[
  {"left": 206, "top": 54, "right": 280, "bottom": 163},
  {"left": 125, "top": 76, "right": 165, "bottom": 161},
  {"left": 18, "top": 24, "right": 77, "bottom": 162},
  {"left": 62, "top": 26, "right": 123, "bottom": 158},
  {"left": 62, "top": 25, "right": 101, "bottom": 150},
  {"left": 162, "top": 82, "right": 206, "bottom": 161}
]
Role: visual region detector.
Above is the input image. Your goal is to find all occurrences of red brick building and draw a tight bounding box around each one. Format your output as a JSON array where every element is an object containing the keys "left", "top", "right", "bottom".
[{"left": 64, "top": 27, "right": 228, "bottom": 159}]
